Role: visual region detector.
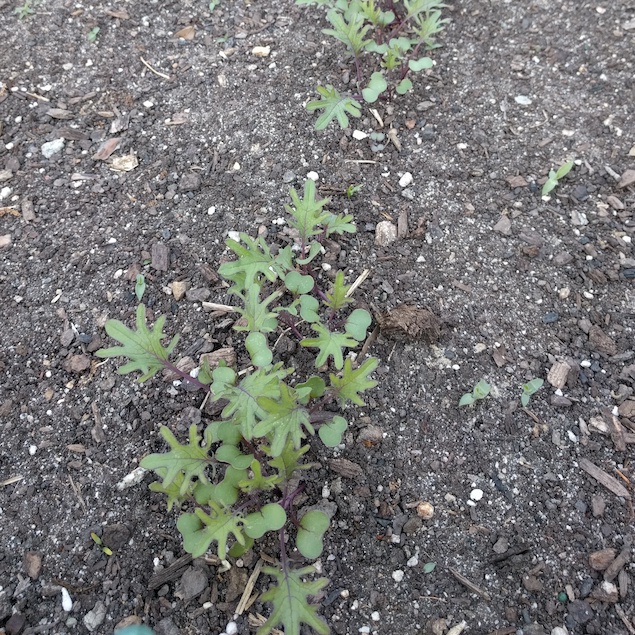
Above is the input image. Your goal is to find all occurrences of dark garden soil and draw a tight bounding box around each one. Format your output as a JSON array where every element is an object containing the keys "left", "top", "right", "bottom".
[{"left": 1, "top": 0, "right": 635, "bottom": 634}]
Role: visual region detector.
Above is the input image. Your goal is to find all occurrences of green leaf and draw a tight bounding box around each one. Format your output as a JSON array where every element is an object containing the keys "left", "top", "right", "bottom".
[
  {"left": 296, "top": 375, "right": 326, "bottom": 400},
  {"left": 244, "top": 503, "right": 287, "bottom": 539},
  {"left": 149, "top": 468, "right": 192, "bottom": 511},
  {"left": 306, "top": 85, "right": 362, "bottom": 130},
  {"left": 520, "top": 393, "right": 530, "bottom": 407},
  {"left": 555, "top": 160, "right": 574, "bottom": 180},
  {"left": 458, "top": 393, "right": 474, "bottom": 407},
  {"left": 140, "top": 425, "right": 211, "bottom": 496},
  {"left": 218, "top": 366, "right": 288, "bottom": 440},
  {"left": 245, "top": 331, "right": 273, "bottom": 367},
  {"left": 362, "top": 71, "right": 388, "bottom": 104},
  {"left": 238, "top": 459, "right": 282, "bottom": 493},
  {"left": 194, "top": 465, "right": 246, "bottom": 507},
  {"left": 542, "top": 178, "right": 557, "bottom": 196},
  {"left": 323, "top": 8, "right": 371, "bottom": 56},
  {"left": 268, "top": 442, "right": 311, "bottom": 482},
  {"left": 301, "top": 323, "right": 358, "bottom": 369},
  {"left": 396, "top": 78, "right": 413, "bottom": 94},
  {"left": 286, "top": 180, "right": 331, "bottom": 242},
  {"left": 177, "top": 501, "right": 245, "bottom": 559},
  {"left": 135, "top": 274, "right": 146, "bottom": 302},
  {"left": 523, "top": 378, "right": 544, "bottom": 395},
  {"left": 257, "top": 566, "right": 330, "bottom": 635},
  {"left": 299, "top": 294, "right": 320, "bottom": 323},
  {"left": 408, "top": 57, "right": 433, "bottom": 71},
  {"left": 295, "top": 241, "right": 323, "bottom": 265},
  {"left": 234, "top": 284, "right": 281, "bottom": 333},
  {"left": 215, "top": 443, "right": 255, "bottom": 470},
  {"left": 254, "top": 383, "right": 314, "bottom": 456},
  {"left": 423, "top": 561, "right": 436, "bottom": 573},
  {"left": 297, "top": 510, "right": 330, "bottom": 559},
  {"left": 318, "top": 415, "right": 347, "bottom": 447},
  {"left": 345, "top": 308, "right": 372, "bottom": 341},
  {"left": 329, "top": 357, "right": 379, "bottom": 405},
  {"left": 285, "top": 271, "right": 315, "bottom": 295},
  {"left": 473, "top": 379, "right": 491, "bottom": 400},
  {"left": 96, "top": 304, "right": 180, "bottom": 382},
  {"left": 324, "top": 270, "right": 354, "bottom": 311},
  {"left": 218, "top": 233, "right": 278, "bottom": 290},
  {"left": 323, "top": 211, "right": 356, "bottom": 236}
]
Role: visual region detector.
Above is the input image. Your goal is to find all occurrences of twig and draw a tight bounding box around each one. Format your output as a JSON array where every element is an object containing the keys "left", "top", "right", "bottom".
[
  {"left": 201, "top": 301, "right": 237, "bottom": 313},
  {"left": 616, "top": 604, "right": 635, "bottom": 635},
  {"left": 0, "top": 475, "right": 24, "bottom": 487},
  {"left": 346, "top": 268, "right": 370, "bottom": 298},
  {"left": 448, "top": 567, "right": 491, "bottom": 601},
  {"left": 68, "top": 475, "right": 87, "bottom": 514},
  {"left": 579, "top": 457, "right": 631, "bottom": 499},
  {"left": 343, "top": 159, "right": 377, "bottom": 164},
  {"left": 24, "top": 91, "right": 50, "bottom": 102},
  {"left": 140, "top": 56, "right": 171, "bottom": 80},
  {"left": 235, "top": 559, "right": 264, "bottom": 615}
]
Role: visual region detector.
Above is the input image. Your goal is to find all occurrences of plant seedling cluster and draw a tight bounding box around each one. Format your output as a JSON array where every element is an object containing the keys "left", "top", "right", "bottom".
[
  {"left": 542, "top": 160, "right": 574, "bottom": 196},
  {"left": 458, "top": 378, "right": 490, "bottom": 407},
  {"left": 298, "top": 0, "right": 448, "bottom": 129},
  {"left": 97, "top": 181, "right": 378, "bottom": 634}
]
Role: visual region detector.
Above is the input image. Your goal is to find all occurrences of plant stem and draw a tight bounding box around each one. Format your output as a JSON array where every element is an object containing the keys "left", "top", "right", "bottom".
[{"left": 162, "top": 359, "right": 211, "bottom": 392}]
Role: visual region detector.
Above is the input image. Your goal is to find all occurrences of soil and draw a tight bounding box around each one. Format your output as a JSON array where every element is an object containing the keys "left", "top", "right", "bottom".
[{"left": 1, "top": 0, "right": 634, "bottom": 634}]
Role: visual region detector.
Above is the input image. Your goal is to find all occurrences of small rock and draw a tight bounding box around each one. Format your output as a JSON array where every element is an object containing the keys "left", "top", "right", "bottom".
[
  {"left": 179, "top": 173, "right": 202, "bottom": 192},
  {"left": 21, "top": 199, "right": 35, "bottom": 222},
  {"left": 185, "top": 287, "right": 210, "bottom": 302},
  {"left": 41, "top": 138, "right": 65, "bottom": 158},
  {"left": 23, "top": 552, "right": 42, "bottom": 579},
  {"left": 524, "top": 624, "right": 546, "bottom": 635},
  {"left": 551, "top": 628, "right": 568, "bottom": 635},
  {"left": 606, "top": 195, "right": 624, "bottom": 210},
  {"left": 102, "top": 523, "right": 131, "bottom": 551},
  {"left": 154, "top": 617, "right": 179, "bottom": 635},
  {"left": 515, "top": 95, "right": 532, "bottom": 105},
  {"left": 251, "top": 45, "right": 270, "bottom": 57},
  {"left": 588, "top": 548, "right": 616, "bottom": 570},
  {"left": 590, "top": 580, "right": 618, "bottom": 602},
  {"left": 588, "top": 326, "right": 617, "bottom": 356},
  {"left": 618, "top": 400, "right": 635, "bottom": 418},
  {"left": 554, "top": 252, "right": 574, "bottom": 266},
  {"left": 402, "top": 517, "right": 422, "bottom": 535},
  {"left": 352, "top": 130, "right": 368, "bottom": 140},
  {"left": 398, "top": 172, "right": 413, "bottom": 187},
  {"left": 551, "top": 395, "right": 572, "bottom": 407},
  {"left": 391, "top": 569, "right": 404, "bottom": 582},
  {"left": 375, "top": 221, "right": 397, "bottom": 246},
  {"left": 176, "top": 567, "right": 208, "bottom": 601},
  {"left": 60, "top": 328, "right": 75, "bottom": 347},
  {"left": 64, "top": 354, "right": 91, "bottom": 373},
  {"left": 83, "top": 600, "right": 107, "bottom": 632},
  {"left": 171, "top": 279, "right": 188, "bottom": 301},
  {"left": 493, "top": 215, "right": 512, "bottom": 235},
  {"left": 6, "top": 613, "right": 26, "bottom": 635},
  {"left": 571, "top": 185, "right": 589, "bottom": 201},
  {"left": 570, "top": 210, "right": 588, "bottom": 226},
  {"left": 0, "top": 234, "right": 11, "bottom": 249},
  {"left": 151, "top": 242, "right": 170, "bottom": 271},
  {"left": 0, "top": 169, "right": 12, "bottom": 182},
  {"left": 357, "top": 425, "right": 383, "bottom": 447},
  {"left": 567, "top": 599, "right": 594, "bottom": 624},
  {"left": 416, "top": 501, "right": 434, "bottom": 519},
  {"left": 470, "top": 488, "right": 484, "bottom": 501},
  {"left": 579, "top": 576, "right": 594, "bottom": 598},
  {"left": 523, "top": 575, "right": 544, "bottom": 592},
  {"left": 114, "top": 615, "right": 143, "bottom": 631},
  {"left": 618, "top": 169, "right": 635, "bottom": 188},
  {"left": 542, "top": 311, "right": 559, "bottom": 324},
  {"left": 493, "top": 537, "right": 509, "bottom": 554},
  {"left": 329, "top": 458, "right": 364, "bottom": 479}
]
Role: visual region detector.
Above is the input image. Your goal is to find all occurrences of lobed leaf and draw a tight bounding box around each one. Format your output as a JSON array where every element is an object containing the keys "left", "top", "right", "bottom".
[
  {"left": 96, "top": 304, "right": 179, "bottom": 382},
  {"left": 301, "top": 323, "right": 358, "bottom": 370},
  {"left": 329, "top": 357, "right": 379, "bottom": 405},
  {"left": 257, "top": 566, "right": 330, "bottom": 635},
  {"left": 306, "top": 85, "right": 362, "bottom": 130}
]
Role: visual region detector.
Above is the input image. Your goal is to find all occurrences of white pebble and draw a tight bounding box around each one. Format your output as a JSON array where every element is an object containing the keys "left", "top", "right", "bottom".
[
  {"left": 371, "top": 612, "right": 380, "bottom": 621},
  {"left": 61, "top": 587, "right": 73, "bottom": 612},
  {"left": 41, "top": 138, "right": 65, "bottom": 158},
  {"left": 358, "top": 627, "right": 370, "bottom": 634},
  {"left": 143, "top": 100, "right": 154, "bottom": 108},
  {"left": 352, "top": 130, "right": 368, "bottom": 140},
  {"left": 515, "top": 95, "right": 532, "bottom": 105},
  {"left": 391, "top": 569, "right": 404, "bottom": 582},
  {"left": 470, "top": 488, "right": 484, "bottom": 501},
  {"left": 407, "top": 555, "right": 419, "bottom": 567},
  {"left": 225, "top": 621, "right": 238, "bottom": 635},
  {"left": 306, "top": 171, "right": 319, "bottom": 181},
  {"left": 227, "top": 231, "right": 241, "bottom": 242},
  {"left": 551, "top": 628, "right": 568, "bottom": 635},
  {"left": 29, "top": 445, "right": 37, "bottom": 456},
  {"left": 399, "top": 172, "right": 413, "bottom": 187}
]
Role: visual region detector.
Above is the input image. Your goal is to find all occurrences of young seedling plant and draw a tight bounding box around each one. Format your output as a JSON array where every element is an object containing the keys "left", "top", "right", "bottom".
[
  {"left": 542, "top": 160, "right": 574, "bottom": 196},
  {"left": 97, "top": 180, "right": 378, "bottom": 635},
  {"left": 520, "top": 378, "right": 543, "bottom": 407},
  {"left": 458, "top": 379, "right": 490, "bottom": 407},
  {"left": 299, "top": 0, "right": 448, "bottom": 129}
]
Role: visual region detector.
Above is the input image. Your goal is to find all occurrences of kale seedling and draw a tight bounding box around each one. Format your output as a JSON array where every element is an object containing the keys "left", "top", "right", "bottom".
[
  {"left": 458, "top": 379, "right": 490, "bottom": 407},
  {"left": 520, "top": 378, "right": 543, "bottom": 407},
  {"left": 14, "top": 0, "right": 37, "bottom": 19},
  {"left": 542, "top": 160, "right": 574, "bottom": 196},
  {"left": 299, "top": 0, "right": 448, "bottom": 129},
  {"left": 97, "top": 180, "right": 378, "bottom": 635}
]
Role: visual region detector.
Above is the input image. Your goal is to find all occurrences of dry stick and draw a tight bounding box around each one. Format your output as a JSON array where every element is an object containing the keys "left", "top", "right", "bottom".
[
  {"left": 202, "top": 301, "right": 237, "bottom": 313},
  {"left": 235, "top": 559, "right": 264, "bottom": 615},
  {"left": 616, "top": 605, "right": 635, "bottom": 635},
  {"left": 448, "top": 567, "right": 492, "bottom": 601},
  {"left": 578, "top": 457, "right": 631, "bottom": 499},
  {"left": 140, "top": 56, "right": 171, "bottom": 80},
  {"left": 602, "top": 407, "right": 626, "bottom": 451}
]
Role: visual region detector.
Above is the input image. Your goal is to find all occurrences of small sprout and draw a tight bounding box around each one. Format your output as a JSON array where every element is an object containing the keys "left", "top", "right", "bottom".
[
  {"left": 135, "top": 274, "right": 146, "bottom": 302},
  {"left": 423, "top": 562, "right": 437, "bottom": 574},
  {"left": 542, "top": 160, "right": 574, "bottom": 196},
  {"left": 208, "top": 0, "right": 219, "bottom": 11},
  {"left": 459, "top": 379, "right": 491, "bottom": 407},
  {"left": 14, "top": 0, "right": 36, "bottom": 19},
  {"left": 521, "top": 378, "right": 544, "bottom": 407},
  {"left": 346, "top": 183, "right": 362, "bottom": 199},
  {"left": 90, "top": 532, "right": 113, "bottom": 556},
  {"left": 87, "top": 26, "right": 100, "bottom": 42}
]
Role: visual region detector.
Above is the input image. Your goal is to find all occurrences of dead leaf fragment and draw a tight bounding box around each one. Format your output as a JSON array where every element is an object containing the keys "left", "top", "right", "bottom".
[
  {"left": 104, "top": 8, "right": 130, "bottom": 19},
  {"left": 329, "top": 458, "right": 364, "bottom": 479},
  {"left": 92, "top": 137, "right": 121, "bottom": 160},
  {"left": 378, "top": 305, "right": 441, "bottom": 342},
  {"left": 175, "top": 25, "right": 196, "bottom": 40},
  {"left": 200, "top": 348, "right": 237, "bottom": 370},
  {"left": 110, "top": 152, "right": 139, "bottom": 172},
  {"left": 64, "top": 354, "right": 91, "bottom": 373}
]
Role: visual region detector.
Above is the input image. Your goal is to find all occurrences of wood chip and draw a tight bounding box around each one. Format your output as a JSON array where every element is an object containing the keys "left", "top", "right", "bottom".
[
  {"left": 148, "top": 554, "right": 193, "bottom": 590},
  {"left": 397, "top": 209, "right": 409, "bottom": 238},
  {"left": 448, "top": 567, "right": 491, "bottom": 600},
  {"left": 200, "top": 348, "right": 237, "bottom": 370},
  {"left": 579, "top": 458, "right": 631, "bottom": 499},
  {"left": 22, "top": 199, "right": 35, "bottom": 222},
  {"left": 547, "top": 361, "right": 571, "bottom": 389},
  {"left": 92, "top": 137, "right": 121, "bottom": 160},
  {"left": 618, "top": 169, "right": 635, "bottom": 188},
  {"left": 603, "top": 407, "right": 626, "bottom": 452},
  {"left": 589, "top": 548, "right": 616, "bottom": 570},
  {"left": 151, "top": 242, "right": 169, "bottom": 271},
  {"left": 329, "top": 458, "right": 364, "bottom": 479},
  {"left": 604, "top": 545, "right": 631, "bottom": 582},
  {"left": 46, "top": 108, "right": 74, "bottom": 120}
]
